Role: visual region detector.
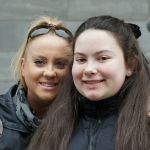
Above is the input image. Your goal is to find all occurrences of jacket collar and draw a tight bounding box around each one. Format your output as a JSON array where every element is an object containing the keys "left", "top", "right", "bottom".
[{"left": 80, "top": 95, "right": 118, "bottom": 119}]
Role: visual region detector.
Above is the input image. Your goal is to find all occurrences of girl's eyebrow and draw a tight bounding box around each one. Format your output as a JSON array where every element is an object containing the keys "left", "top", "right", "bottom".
[
  {"left": 94, "top": 50, "right": 113, "bottom": 55},
  {"left": 74, "top": 50, "right": 114, "bottom": 56},
  {"left": 74, "top": 52, "right": 86, "bottom": 56}
]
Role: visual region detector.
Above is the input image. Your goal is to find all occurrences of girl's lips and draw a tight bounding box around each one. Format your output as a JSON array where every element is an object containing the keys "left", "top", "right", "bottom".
[
  {"left": 83, "top": 80, "right": 105, "bottom": 84},
  {"left": 82, "top": 80, "right": 105, "bottom": 89}
]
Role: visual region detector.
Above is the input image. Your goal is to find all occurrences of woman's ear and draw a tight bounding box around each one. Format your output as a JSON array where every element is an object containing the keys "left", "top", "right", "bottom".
[
  {"left": 126, "top": 57, "right": 136, "bottom": 76},
  {"left": 21, "top": 58, "right": 25, "bottom": 77}
]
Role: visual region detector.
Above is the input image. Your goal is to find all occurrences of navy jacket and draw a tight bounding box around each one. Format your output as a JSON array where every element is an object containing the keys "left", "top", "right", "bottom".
[
  {"left": 0, "top": 85, "right": 31, "bottom": 150},
  {"left": 68, "top": 96, "right": 118, "bottom": 150}
]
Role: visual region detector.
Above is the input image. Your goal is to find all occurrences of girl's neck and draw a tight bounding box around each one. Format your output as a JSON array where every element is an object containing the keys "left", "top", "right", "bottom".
[{"left": 80, "top": 95, "right": 118, "bottom": 119}]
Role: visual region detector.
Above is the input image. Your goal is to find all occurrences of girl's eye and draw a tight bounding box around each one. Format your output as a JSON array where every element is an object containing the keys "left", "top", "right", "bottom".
[
  {"left": 34, "top": 60, "right": 44, "bottom": 65},
  {"left": 76, "top": 58, "right": 86, "bottom": 63},
  {"left": 99, "top": 56, "right": 109, "bottom": 61}
]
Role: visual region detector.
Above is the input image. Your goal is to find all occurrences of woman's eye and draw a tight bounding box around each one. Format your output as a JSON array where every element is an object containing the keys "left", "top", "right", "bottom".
[
  {"left": 34, "top": 60, "right": 44, "bottom": 65},
  {"left": 56, "top": 61, "right": 67, "bottom": 68}
]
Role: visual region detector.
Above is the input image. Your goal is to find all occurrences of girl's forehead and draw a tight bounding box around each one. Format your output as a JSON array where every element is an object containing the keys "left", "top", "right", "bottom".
[
  {"left": 75, "top": 29, "right": 118, "bottom": 47},
  {"left": 74, "top": 29, "right": 124, "bottom": 58},
  {"left": 76, "top": 29, "right": 116, "bottom": 43}
]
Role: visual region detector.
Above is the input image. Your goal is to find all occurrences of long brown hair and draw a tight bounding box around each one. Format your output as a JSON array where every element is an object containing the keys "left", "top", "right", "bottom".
[
  {"left": 21, "top": 16, "right": 76, "bottom": 150},
  {"left": 73, "top": 15, "right": 150, "bottom": 150},
  {"left": 27, "top": 65, "right": 79, "bottom": 150}
]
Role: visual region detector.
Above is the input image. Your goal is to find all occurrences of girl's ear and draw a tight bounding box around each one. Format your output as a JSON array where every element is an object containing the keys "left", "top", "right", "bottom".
[
  {"left": 126, "top": 70, "right": 133, "bottom": 76},
  {"left": 126, "top": 57, "right": 136, "bottom": 76},
  {"left": 147, "top": 111, "right": 150, "bottom": 117},
  {"left": 147, "top": 100, "right": 150, "bottom": 117}
]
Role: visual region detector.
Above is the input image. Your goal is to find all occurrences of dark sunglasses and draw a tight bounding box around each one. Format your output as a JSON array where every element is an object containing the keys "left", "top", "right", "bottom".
[{"left": 27, "top": 24, "right": 73, "bottom": 42}]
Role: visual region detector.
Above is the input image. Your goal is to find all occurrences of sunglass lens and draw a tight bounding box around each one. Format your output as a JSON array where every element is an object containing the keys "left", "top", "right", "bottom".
[
  {"left": 30, "top": 28, "right": 49, "bottom": 38},
  {"left": 55, "top": 29, "right": 70, "bottom": 39}
]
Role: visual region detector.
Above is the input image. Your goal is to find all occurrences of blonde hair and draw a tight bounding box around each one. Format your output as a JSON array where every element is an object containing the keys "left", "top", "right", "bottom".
[{"left": 11, "top": 16, "right": 67, "bottom": 91}]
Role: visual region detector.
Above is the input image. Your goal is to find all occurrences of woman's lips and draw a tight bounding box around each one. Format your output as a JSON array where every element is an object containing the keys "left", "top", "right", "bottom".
[{"left": 40, "top": 82, "right": 57, "bottom": 87}]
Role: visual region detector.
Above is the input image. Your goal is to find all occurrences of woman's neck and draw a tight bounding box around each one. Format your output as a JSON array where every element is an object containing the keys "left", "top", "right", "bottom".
[{"left": 27, "top": 95, "right": 53, "bottom": 119}]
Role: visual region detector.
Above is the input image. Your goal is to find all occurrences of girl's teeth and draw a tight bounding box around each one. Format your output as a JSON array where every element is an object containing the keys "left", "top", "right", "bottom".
[{"left": 85, "top": 81, "right": 100, "bottom": 84}]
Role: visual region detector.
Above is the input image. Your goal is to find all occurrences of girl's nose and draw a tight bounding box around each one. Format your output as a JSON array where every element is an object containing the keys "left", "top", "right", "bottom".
[{"left": 84, "top": 64, "right": 97, "bottom": 76}]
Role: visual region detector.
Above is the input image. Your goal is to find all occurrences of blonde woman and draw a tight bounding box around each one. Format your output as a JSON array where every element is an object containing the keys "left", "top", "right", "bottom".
[{"left": 0, "top": 16, "right": 73, "bottom": 150}]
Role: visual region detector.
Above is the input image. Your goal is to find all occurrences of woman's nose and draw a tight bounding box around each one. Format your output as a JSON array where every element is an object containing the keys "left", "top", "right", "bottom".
[{"left": 43, "top": 67, "right": 56, "bottom": 78}]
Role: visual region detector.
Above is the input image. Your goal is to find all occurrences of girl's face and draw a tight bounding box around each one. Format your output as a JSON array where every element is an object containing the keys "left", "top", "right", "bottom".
[
  {"left": 72, "top": 29, "right": 131, "bottom": 101},
  {"left": 21, "top": 33, "right": 71, "bottom": 107}
]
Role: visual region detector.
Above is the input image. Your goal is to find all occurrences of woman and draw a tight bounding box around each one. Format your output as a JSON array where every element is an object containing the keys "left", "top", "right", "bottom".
[
  {"left": 28, "top": 15, "right": 150, "bottom": 150},
  {"left": 0, "top": 16, "right": 73, "bottom": 150}
]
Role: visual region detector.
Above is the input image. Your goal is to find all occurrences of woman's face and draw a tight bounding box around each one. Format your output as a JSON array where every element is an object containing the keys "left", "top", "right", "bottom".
[
  {"left": 72, "top": 29, "right": 130, "bottom": 101},
  {"left": 21, "top": 33, "right": 72, "bottom": 107}
]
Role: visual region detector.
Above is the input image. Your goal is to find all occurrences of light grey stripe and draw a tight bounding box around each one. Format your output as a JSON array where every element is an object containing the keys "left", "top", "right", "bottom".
[{"left": 0, "top": 118, "right": 3, "bottom": 139}]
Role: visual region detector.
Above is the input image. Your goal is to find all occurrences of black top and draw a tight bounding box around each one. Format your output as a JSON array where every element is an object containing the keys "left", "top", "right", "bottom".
[
  {"left": 80, "top": 95, "right": 117, "bottom": 119},
  {"left": 68, "top": 95, "right": 118, "bottom": 150}
]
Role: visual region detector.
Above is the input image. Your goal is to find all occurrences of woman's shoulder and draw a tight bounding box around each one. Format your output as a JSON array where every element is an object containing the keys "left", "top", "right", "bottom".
[
  {"left": 0, "top": 84, "right": 31, "bottom": 149},
  {"left": 0, "top": 84, "right": 18, "bottom": 113},
  {"left": 0, "top": 84, "right": 18, "bottom": 99},
  {"left": 0, "top": 84, "right": 30, "bottom": 138},
  {"left": 0, "top": 117, "right": 29, "bottom": 150}
]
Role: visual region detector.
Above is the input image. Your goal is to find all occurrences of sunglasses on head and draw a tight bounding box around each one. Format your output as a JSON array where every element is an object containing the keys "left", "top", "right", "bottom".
[{"left": 27, "top": 24, "right": 73, "bottom": 42}]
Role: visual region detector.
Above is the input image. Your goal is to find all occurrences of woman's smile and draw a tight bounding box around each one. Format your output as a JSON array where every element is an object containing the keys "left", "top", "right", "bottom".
[{"left": 39, "top": 82, "right": 58, "bottom": 90}]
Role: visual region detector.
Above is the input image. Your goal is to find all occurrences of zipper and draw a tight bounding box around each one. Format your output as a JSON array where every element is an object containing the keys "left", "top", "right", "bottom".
[{"left": 88, "top": 119, "right": 101, "bottom": 150}]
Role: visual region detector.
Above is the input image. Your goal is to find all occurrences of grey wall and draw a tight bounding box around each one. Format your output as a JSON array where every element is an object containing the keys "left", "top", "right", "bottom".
[{"left": 0, "top": 0, "right": 150, "bottom": 94}]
